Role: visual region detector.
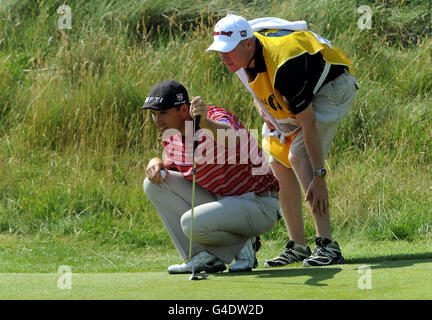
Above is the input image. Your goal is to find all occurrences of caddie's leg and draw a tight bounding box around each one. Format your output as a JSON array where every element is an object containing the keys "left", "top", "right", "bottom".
[
  {"left": 143, "top": 171, "right": 215, "bottom": 260},
  {"left": 288, "top": 152, "right": 333, "bottom": 240},
  {"left": 270, "top": 161, "right": 306, "bottom": 246},
  {"left": 288, "top": 70, "right": 358, "bottom": 240}
]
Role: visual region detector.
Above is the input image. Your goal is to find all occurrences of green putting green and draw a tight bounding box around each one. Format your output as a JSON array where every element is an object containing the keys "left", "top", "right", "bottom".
[{"left": 1, "top": 259, "right": 431, "bottom": 300}]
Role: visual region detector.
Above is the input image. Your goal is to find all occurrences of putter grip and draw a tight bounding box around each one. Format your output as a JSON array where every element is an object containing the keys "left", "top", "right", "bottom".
[{"left": 193, "top": 115, "right": 200, "bottom": 153}]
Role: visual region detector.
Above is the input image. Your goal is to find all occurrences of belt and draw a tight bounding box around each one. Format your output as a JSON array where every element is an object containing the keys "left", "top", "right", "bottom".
[
  {"left": 256, "top": 190, "right": 279, "bottom": 199},
  {"left": 314, "top": 64, "right": 348, "bottom": 94},
  {"left": 322, "top": 64, "right": 348, "bottom": 88}
]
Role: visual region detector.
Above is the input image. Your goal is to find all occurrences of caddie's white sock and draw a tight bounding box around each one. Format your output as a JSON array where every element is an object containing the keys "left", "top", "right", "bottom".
[{"left": 293, "top": 243, "right": 308, "bottom": 252}]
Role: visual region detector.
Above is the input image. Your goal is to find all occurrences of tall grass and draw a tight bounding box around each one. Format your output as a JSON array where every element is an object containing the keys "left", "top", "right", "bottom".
[{"left": 0, "top": 0, "right": 431, "bottom": 248}]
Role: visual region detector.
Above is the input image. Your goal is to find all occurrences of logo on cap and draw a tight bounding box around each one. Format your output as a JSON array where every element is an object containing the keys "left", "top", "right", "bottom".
[
  {"left": 213, "top": 31, "right": 233, "bottom": 37},
  {"left": 176, "top": 93, "right": 183, "bottom": 101},
  {"left": 145, "top": 96, "right": 164, "bottom": 104}
]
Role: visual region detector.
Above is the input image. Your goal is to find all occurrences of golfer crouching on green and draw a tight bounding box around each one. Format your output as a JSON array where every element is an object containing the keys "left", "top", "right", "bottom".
[{"left": 143, "top": 80, "right": 280, "bottom": 274}]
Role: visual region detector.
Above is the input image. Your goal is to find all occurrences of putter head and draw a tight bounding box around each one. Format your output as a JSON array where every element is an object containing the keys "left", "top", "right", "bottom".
[{"left": 189, "top": 272, "right": 208, "bottom": 281}]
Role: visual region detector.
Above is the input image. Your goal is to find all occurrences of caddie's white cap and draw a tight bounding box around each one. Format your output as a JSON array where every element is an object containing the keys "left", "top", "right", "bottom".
[{"left": 205, "top": 14, "right": 253, "bottom": 53}]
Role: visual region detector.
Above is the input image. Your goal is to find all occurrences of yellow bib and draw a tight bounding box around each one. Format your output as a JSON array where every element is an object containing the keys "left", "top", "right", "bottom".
[
  {"left": 262, "top": 133, "right": 296, "bottom": 168},
  {"left": 252, "top": 29, "right": 351, "bottom": 167},
  {"left": 251, "top": 29, "right": 350, "bottom": 121}
]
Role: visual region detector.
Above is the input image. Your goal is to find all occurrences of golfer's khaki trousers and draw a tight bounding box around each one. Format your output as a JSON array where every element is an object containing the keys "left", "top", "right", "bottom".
[{"left": 143, "top": 171, "right": 279, "bottom": 264}]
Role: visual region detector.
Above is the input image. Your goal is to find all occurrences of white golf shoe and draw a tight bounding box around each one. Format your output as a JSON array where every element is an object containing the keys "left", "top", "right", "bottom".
[
  {"left": 168, "top": 250, "right": 226, "bottom": 274},
  {"left": 228, "top": 237, "right": 260, "bottom": 272}
]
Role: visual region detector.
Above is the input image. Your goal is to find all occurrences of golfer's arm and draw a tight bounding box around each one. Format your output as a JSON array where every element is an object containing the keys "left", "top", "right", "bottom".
[
  {"left": 200, "top": 118, "right": 239, "bottom": 148},
  {"left": 295, "top": 103, "right": 324, "bottom": 172}
]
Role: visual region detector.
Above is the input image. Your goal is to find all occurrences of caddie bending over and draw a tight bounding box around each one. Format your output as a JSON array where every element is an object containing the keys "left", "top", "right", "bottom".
[
  {"left": 206, "top": 15, "right": 358, "bottom": 267},
  {"left": 143, "top": 80, "right": 280, "bottom": 274}
]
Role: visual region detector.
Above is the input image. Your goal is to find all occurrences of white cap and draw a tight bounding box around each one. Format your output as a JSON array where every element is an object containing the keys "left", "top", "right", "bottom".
[{"left": 205, "top": 14, "right": 253, "bottom": 53}]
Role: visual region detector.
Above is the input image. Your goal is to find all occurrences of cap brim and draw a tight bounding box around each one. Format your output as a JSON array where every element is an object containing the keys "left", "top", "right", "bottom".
[
  {"left": 141, "top": 104, "right": 172, "bottom": 110},
  {"left": 205, "top": 40, "right": 239, "bottom": 53}
]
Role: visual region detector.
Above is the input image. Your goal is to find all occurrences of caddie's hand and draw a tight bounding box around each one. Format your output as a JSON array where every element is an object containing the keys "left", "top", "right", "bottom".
[
  {"left": 190, "top": 96, "right": 208, "bottom": 127},
  {"left": 305, "top": 177, "right": 329, "bottom": 216},
  {"left": 146, "top": 158, "right": 169, "bottom": 184}
]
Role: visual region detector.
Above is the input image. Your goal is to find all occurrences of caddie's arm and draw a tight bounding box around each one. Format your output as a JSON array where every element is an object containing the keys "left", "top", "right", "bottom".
[
  {"left": 146, "top": 157, "right": 169, "bottom": 184},
  {"left": 295, "top": 103, "right": 329, "bottom": 216},
  {"left": 189, "top": 96, "right": 239, "bottom": 148}
]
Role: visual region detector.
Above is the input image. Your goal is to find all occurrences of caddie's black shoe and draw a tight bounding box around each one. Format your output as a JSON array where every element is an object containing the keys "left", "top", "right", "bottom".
[
  {"left": 264, "top": 240, "right": 311, "bottom": 267},
  {"left": 303, "top": 237, "right": 344, "bottom": 267}
]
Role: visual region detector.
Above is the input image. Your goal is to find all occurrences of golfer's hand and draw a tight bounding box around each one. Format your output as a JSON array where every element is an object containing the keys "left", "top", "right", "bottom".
[
  {"left": 146, "top": 158, "right": 168, "bottom": 184},
  {"left": 305, "top": 177, "right": 329, "bottom": 216},
  {"left": 190, "top": 96, "right": 208, "bottom": 127}
]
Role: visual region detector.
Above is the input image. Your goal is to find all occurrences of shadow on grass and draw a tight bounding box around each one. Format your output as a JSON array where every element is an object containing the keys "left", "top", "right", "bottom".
[
  {"left": 343, "top": 252, "right": 432, "bottom": 270},
  {"left": 211, "top": 253, "right": 432, "bottom": 286},
  {"left": 213, "top": 267, "right": 343, "bottom": 287}
]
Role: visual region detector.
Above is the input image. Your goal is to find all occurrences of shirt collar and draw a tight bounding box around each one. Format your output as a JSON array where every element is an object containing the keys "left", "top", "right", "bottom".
[{"left": 246, "top": 37, "right": 266, "bottom": 75}]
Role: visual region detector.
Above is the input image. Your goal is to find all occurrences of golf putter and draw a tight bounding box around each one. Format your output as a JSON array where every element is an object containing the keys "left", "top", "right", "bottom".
[{"left": 188, "top": 115, "right": 207, "bottom": 281}]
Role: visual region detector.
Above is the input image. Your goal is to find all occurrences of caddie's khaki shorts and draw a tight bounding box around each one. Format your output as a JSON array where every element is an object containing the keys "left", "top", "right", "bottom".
[{"left": 289, "top": 70, "right": 359, "bottom": 159}]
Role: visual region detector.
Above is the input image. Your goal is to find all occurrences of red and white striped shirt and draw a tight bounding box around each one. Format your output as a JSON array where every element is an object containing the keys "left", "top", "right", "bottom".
[{"left": 163, "top": 106, "right": 279, "bottom": 196}]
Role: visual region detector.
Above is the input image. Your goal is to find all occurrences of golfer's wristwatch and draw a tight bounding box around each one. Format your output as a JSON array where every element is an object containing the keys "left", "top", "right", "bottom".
[{"left": 314, "top": 168, "right": 327, "bottom": 178}]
